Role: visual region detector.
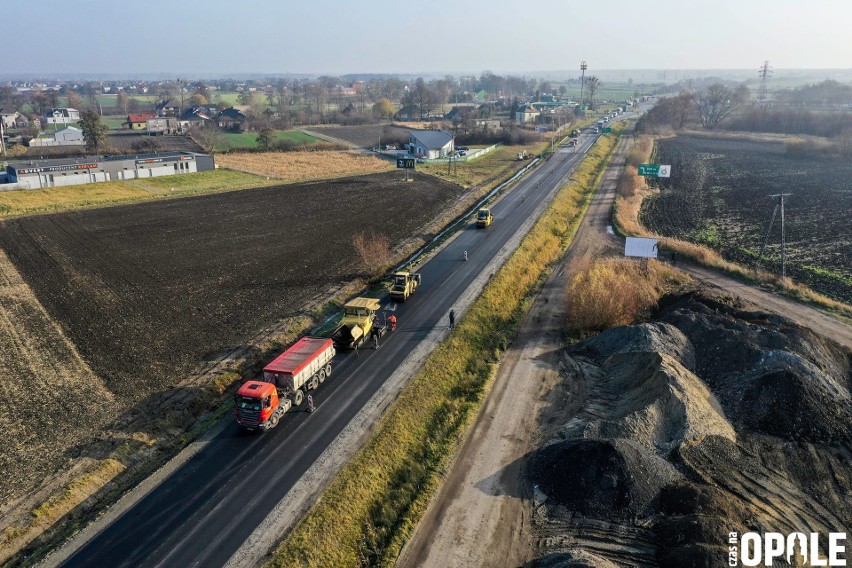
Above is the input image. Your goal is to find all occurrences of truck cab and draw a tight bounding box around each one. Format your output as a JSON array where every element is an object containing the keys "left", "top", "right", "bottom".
[
  {"left": 234, "top": 380, "right": 292, "bottom": 431},
  {"left": 475, "top": 208, "right": 493, "bottom": 228}
]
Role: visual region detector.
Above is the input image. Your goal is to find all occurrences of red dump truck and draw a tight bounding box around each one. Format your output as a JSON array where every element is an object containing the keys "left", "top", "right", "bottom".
[{"left": 234, "top": 337, "right": 336, "bottom": 431}]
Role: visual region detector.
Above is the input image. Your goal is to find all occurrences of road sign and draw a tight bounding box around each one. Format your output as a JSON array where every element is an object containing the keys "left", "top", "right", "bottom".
[
  {"left": 602, "top": 127, "right": 612, "bottom": 133},
  {"left": 638, "top": 163, "right": 672, "bottom": 177},
  {"left": 396, "top": 158, "right": 415, "bottom": 169}
]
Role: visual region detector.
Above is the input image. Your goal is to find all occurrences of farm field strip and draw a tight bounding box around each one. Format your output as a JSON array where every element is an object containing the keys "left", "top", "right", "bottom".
[{"left": 216, "top": 150, "right": 393, "bottom": 181}]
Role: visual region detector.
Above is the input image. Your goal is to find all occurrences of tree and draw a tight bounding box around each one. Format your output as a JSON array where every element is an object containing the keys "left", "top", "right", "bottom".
[
  {"left": 585, "top": 76, "right": 600, "bottom": 110},
  {"left": 692, "top": 83, "right": 750, "bottom": 129},
  {"left": 66, "top": 90, "right": 84, "bottom": 111},
  {"left": 190, "top": 125, "right": 223, "bottom": 154},
  {"left": 116, "top": 91, "right": 130, "bottom": 115},
  {"left": 189, "top": 93, "right": 208, "bottom": 106},
  {"left": 256, "top": 128, "right": 274, "bottom": 150},
  {"left": 352, "top": 231, "right": 391, "bottom": 278},
  {"left": 78, "top": 109, "right": 109, "bottom": 151},
  {"left": 372, "top": 98, "right": 395, "bottom": 120}
]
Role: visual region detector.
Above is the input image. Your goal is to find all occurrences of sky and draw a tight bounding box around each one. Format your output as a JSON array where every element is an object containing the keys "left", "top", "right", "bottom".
[{"left": 4, "top": 0, "right": 852, "bottom": 77}]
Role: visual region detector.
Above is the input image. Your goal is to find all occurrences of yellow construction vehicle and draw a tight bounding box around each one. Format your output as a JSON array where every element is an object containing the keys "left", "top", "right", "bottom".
[
  {"left": 389, "top": 271, "right": 421, "bottom": 302},
  {"left": 475, "top": 208, "right": 493, "bottom": 228},
  {"left": 332, "top": 297, "right": 381, "bottom": 348}
]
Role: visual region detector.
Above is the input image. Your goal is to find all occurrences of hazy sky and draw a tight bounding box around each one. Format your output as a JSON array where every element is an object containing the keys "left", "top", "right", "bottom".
[{"left": 4, "top": 0, "right": 851, "bottom": 76}]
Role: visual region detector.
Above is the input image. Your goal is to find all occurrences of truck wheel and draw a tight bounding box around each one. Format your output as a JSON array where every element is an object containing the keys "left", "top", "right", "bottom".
[
  {"left": 318, "top": 368, "right": 327, "bottom": 384},
  {"left": 309, "top": 376, "right": 319, "bottom": 390},
  {"left": 293, "top": 389, "right": 304, "bottom": 406},
  {"left": 325, "top": 363, "right": 332, "bottom": 378},
  {"left": 268, "top": 412, "right": 280, "bottom": 429}
]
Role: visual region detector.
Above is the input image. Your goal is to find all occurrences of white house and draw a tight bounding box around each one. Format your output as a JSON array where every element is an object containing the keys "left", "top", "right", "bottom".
[
  {"left": 408, "top": 130, "right": 454, "bottom": 159},
  {"left": 516, "top": 105, "right": 539, "bottom": 125},
  {"left": 28, "top": 126, "right": 85, "bottom": 147},
  {"left": 45, "top": 108, "right": 81, "bottom": 125},
  {"left": 1, "top": 111, "right": 28, "bottom": 129}
]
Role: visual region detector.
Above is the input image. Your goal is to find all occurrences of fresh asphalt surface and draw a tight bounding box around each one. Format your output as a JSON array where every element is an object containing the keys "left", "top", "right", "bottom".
[{"left": 60, "top": 127, "right": 606, "bottom": 568}]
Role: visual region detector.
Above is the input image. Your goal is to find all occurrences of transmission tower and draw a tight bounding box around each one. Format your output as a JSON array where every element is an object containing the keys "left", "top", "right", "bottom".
[{"left": 757, "top": 60, "right": 772, "bottom": 104}]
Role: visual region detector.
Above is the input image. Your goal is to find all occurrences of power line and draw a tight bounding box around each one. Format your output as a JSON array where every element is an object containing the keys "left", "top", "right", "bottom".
[{"left": 758, "top": 60, "right": 772, "bottom": 104}]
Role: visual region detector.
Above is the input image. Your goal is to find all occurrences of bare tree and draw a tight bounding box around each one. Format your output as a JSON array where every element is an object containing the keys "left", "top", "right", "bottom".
[
  {"left": 352, "top": 231, "right": 391, "bottom": 278},
  {"left": 190, "top": 125, "right": 224, "bottom": 154},
  {"left": 692, "top": 83, "right": 750, "bottom": 129},
  {"left": 585, "top": 76, "right": 600, "bottom": 110},
  {"left": 117, "top": 91, "right": 130, "bottom": 115}
]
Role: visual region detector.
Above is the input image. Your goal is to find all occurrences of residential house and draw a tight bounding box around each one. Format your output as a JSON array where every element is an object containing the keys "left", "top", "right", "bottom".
[
  {"left": 216, "top": 107, "right": 247, "bottom": 131},
  {"left": 156, "top": 99, "right": 179, "bottom": 116},
  {"left": 1, "top": 111, "right": 28, "bottom": 130},
  {"left": 516, "top": 105, "right": 539, "bottom": 125},
  {"left": 179, "top": 105, "right": 215, "bottom": 128},
  {"left": 45, "top": 108, "right": 81, "bottom": 126},
  {"left": 28, "top": 126, "right": 85, "bottom": 147},
  {"left": 146, "top": 117, "right": 183, "bottom": 135},
  {"left": 124, "top": 113, "right": 156, "bottom": 130},
  {"left": 408, "top": 130, "right": 454, "bottom": 159}
]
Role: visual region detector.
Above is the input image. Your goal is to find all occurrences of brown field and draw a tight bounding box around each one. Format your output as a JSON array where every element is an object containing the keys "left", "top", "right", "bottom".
[
  {"left": 216, "top": 150, "right": 393, "bottom": 181},
  {"left": 0, "top": 170, "right": 465, "bottom": 555}
]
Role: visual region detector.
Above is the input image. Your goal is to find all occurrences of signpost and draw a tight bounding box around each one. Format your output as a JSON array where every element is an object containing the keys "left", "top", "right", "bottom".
[
  {"left": 638, "top": 163, "right": 671, "bottom": 178},
  {"left": 397, "top": 157, "right": 415, "bottom": 182},
  {"left": 602, "top": 127, "right": 612, "bottom": 133},
  {"left": 625, "top": 237, "right": 658, "bottom": 259}
]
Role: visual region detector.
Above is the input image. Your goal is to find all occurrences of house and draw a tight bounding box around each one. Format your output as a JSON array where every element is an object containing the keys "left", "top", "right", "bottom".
[
  {"left": 178, "top": 105, "right": 215, "bottom": 128},
  {"left": 516, "top": 105, "right": 539, "bottom": 125},
  {"left": 124, "top": 113, "right": 156, "bottom": 130},
  {"left": 28, "top": 126, "right": 86, "bottom": 147},
  {"left": 146, "top": 117, "right": 183, "bottom": 135},
  {"left": 408, "top": 130, "right": 454, "bottom": 159},
  {"left": 45, "top": 108, "right": 81, "bottom": 125},
  {"left": 156, "top": 99, "right": 179, "bottom": 116},
  {"left": 0, "top": 111, "right": 28, "bottom": 130},
  {"left": 216, "top": 107, "right": 247, "bottom": 131}
]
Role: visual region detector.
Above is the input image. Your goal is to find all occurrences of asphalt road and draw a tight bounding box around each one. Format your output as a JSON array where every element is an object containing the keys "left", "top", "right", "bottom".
[{"left": 58, "top": 127, "right": 605, "bottom": 568}]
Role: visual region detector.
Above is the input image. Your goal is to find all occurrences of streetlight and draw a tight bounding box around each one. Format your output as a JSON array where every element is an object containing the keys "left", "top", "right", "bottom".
[{"left": 579, "top": 61, "right": 588, "bottom": 112}]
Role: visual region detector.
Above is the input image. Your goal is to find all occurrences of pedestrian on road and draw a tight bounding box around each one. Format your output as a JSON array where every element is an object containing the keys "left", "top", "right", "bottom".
[
  {"left": 373, "top": 334, "right": 379, "bottom": 350},
  {"left": 449, "top": 309, "right": 455, "bottom": 329},
  {"left": 307, "top": 395, "right": 315, "bottom": 413}
]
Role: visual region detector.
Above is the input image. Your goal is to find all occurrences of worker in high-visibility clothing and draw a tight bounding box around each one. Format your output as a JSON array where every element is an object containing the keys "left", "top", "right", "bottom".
[{"left": 388, "top": 314, "right": 397, "bottom": 331}]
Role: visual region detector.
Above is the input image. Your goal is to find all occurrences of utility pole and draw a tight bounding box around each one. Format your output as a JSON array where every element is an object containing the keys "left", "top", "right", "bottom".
[
  {"left": 579, "top": 61, "right": 587, "bottom": 110},
  {"left": 0, "top": 107, "right": 6, "bottom": 158},
  {"left": 761, "top": 193, "right": 791, "bottom": 279}
]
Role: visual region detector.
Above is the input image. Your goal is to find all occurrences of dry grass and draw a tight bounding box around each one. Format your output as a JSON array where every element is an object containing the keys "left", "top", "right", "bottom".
[
  {"left": 418, "top": 142, "right": 547, "bottom": 188},
  {"left": 0, "top": 170, "right": 276, "bottom": 219},
  {"left": 216, "top": 150, "right": 393, "bottom": 182},
  {"left": 613, "top": 137, "right": 852, "bottom": 319},
  {"left": 565, "top": 257, "right": 691, "bottom": 334},
  {"left": 267, "top": 131, "right": 620, "bottom": 568}
]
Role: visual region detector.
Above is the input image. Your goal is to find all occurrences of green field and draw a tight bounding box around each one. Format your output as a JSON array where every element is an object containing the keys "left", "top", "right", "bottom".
[
  {"left": 221, "top": 130, "right": 319, "bottom": 149},
  {"left": 0, "top": 170, "right": 276, "bottom": 219}
]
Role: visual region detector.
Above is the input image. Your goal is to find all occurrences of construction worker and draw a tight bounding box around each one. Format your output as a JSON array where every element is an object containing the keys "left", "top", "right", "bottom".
[
  {"left": 448, "top": 309, "right": 455, "bottom": 329},
  {"left": 307, "top": 395, "right": 315, "bottom": 413},
  {"left": 388, "top": 314, "right": 397, "bottom": 331},
  {"left": 373, "top": 333, "right": 379, "bottom": 350}
]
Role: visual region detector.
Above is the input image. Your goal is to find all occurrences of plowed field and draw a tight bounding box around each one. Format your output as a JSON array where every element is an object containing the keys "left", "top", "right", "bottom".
[
  {"left": 644, "top": 136, "right": 852, "bottom": 303},
  {"left": 0, "top": 171, "right": 463, "bottom": 404}
]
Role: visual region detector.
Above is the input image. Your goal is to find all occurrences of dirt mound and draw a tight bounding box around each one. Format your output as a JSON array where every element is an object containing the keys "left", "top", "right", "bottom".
[
  {"left": 570, "top": 322, "right": 696, "bottom": 371},
  {"left": 529, "top": 439, "right": 678, "bottom": 518},
  {"left": 532, "top": 551, "right": 619, "bottom": 568}
]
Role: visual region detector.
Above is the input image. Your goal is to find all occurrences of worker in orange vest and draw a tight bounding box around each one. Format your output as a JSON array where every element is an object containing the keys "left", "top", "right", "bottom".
[{"left": 388, "top": 314, "right": 397, "bottom": 331}]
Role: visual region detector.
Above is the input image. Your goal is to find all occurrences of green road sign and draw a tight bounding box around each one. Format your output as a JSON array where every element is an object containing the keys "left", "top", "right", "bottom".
[
  {"left": 638, "top": 163, "right": 660, "bottom": 176},
  {"left": 638, "top": 164, "right": 671, "bottom": 178},
  {"left": 602, "top": 127, "right": 612, "bottom": 133}
]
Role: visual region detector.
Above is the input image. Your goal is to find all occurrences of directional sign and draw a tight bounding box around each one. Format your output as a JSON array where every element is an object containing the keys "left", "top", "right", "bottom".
[
  {"left": 638, "top": 163, "right": 672, "bottom": 177},
  {"left": 602, "top": 127, "right": 612, "bottom": 133},
  {"left": 638, "top": 163, "right": 659, "bottom": 176},
  {"left": 396, "top": 158, "right": 415, "bottom": 169}
]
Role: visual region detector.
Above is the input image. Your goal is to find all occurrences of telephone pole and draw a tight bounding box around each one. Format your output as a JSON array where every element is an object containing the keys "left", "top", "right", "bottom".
[
  {"left": 579, "top": 61, "right": 588, "bottom": 109},
  {"left": 761, "top": 193, "right": 791, "bottom": 279}
]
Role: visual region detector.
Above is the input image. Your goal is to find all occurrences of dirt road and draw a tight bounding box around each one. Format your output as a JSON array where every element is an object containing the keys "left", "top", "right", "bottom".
[
  {"left": 397, "top": 129, "right": 852, "bottom": 567},
  {"left": 397, "top": 137, "right": 630, "bottom": 568}
]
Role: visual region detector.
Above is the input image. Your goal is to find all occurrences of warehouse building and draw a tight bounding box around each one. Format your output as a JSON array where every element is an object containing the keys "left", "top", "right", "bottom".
[{"left": 4, "top": 152, "right": 215, "bottom": 189}]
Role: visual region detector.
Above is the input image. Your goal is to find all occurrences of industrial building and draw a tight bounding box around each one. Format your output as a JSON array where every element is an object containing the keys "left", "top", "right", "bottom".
[{"left": 4, "top": 152, "right": 215, "bottom": 189}]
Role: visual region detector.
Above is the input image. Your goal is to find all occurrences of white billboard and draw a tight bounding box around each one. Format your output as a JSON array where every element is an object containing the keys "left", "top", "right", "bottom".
[{"left": 625, "top": 237, "right": 658, "bottom": 258}]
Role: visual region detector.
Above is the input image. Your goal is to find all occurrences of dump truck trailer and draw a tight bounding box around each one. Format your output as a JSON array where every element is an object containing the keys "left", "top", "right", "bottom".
[{"left": 234, "top": 337, "right": 335, "bottom": 431}]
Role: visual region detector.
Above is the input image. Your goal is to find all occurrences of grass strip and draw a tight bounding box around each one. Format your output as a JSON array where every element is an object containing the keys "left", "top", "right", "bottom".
[{"left": 267, "top": 132, "right": 620, "bottom": 567}]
